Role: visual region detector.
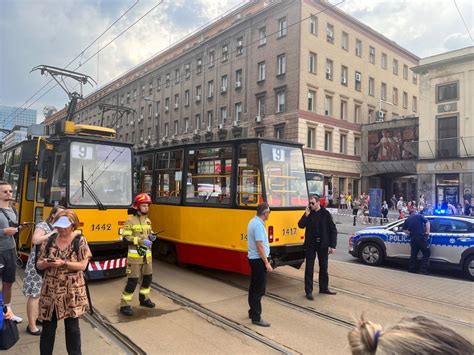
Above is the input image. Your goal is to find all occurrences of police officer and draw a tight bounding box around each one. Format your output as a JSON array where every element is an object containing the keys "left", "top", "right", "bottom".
[
  {"left": 120, "top": 193, "right": 156, "bottom": 316},
  {"left": 402, "top": 209, "right": 431, "bottom": 274}
]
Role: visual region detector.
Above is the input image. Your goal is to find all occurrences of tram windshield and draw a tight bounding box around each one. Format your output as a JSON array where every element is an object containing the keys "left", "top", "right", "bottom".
[
  {"left": 307, "top": 174, "right": 324, "bottom": 197},
  {"left": 69, "top": 142, "right": 132, "bottom": 206},
  {"left": 260, "top": 143, "right": 307, "bottom": 207}
]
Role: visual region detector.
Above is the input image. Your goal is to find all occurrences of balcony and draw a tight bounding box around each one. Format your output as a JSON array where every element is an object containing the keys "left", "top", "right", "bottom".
[{"left": 419, "top": 136, "right": 473, "bottom": 160}]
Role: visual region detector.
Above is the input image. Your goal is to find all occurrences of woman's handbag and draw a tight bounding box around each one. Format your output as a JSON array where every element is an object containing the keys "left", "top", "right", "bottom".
[{"left": 0, "top": 293, "right": 20, "bottom": 350}]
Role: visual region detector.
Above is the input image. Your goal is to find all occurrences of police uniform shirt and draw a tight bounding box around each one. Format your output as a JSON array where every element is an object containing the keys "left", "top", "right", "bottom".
[{"left": 403, "top": 214, "right": 428, "bottom": 236}]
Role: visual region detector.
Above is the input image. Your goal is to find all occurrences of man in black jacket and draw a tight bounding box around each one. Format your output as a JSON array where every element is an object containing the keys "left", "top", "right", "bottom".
[{"left": 298, "top": 195, "right": 338, "bottom": 300}]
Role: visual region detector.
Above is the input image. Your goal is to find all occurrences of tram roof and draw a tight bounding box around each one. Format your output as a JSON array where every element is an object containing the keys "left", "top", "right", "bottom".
[{"left": 135, "top": 138, "right": 303, "bottom": 155}]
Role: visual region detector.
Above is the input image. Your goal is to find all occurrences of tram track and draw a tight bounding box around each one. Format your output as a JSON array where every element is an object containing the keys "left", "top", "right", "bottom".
[
  {"left": 149, "top": 281, "right": 297, "bottom": 354},
  {"left": 82, "top": 308, "right": 146, "bottom": 355}
]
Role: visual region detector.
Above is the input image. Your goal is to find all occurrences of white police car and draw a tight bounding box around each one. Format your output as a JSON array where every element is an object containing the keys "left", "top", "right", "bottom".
[{"left": 349, "top": 215, "right": 474, "bottom": 280}]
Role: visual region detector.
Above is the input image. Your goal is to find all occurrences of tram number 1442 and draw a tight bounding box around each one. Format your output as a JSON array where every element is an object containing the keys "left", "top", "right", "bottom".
[{"left": 91, "top": 224, "right": 112, "bottom": 231}]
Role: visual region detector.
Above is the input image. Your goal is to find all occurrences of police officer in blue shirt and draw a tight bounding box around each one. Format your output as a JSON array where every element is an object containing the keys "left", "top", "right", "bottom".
[
  {"left": 247, "top": 202, "right": 273, "bottom": 327},
  {"left": 403, "top": 210, "right": 431, "bottom": 274}
]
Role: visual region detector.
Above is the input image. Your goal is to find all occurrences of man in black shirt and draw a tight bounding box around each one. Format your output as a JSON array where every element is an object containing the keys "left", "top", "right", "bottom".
[
  {"left": 298, "top": 195, "right": 338, "bottom": 300},
  {"left": 403, "top": 210, "right": 430, "bottom": 274}
]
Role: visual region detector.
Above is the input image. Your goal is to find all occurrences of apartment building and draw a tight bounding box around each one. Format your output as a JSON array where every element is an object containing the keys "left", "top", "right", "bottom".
[
  {"left": 413, "top": 46, "right": 474, "bottom": 209},
  {"left": 46, "top": 0, "right": 420, "bottom": 197}
]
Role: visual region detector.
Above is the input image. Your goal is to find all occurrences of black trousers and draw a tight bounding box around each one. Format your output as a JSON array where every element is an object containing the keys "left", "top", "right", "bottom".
[
  {"left": 248, "top": 258, "right": 267, "bottom": 322},
  {"left": 40, "top": 311, "right": 81, "bottom": 355},
  {"left": 409, "top": 235, "right": 430, "bottom": 273},
  {"left": 305, "top": 246, "right": 329, "bottom": 295}
]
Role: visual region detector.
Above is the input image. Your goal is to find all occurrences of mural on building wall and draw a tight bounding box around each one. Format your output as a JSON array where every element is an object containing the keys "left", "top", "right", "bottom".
[{"left": 368, "top": 126, "right": 418, "bottom": 161}]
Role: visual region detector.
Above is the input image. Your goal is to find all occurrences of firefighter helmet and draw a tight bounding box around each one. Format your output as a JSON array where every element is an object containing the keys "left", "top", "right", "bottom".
[{"left": 133, "top": 193, "right": 152, "bottom": 208}]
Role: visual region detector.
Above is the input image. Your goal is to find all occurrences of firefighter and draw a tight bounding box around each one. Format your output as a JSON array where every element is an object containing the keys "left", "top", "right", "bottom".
[{"left": 120, "top": 193, "right": 156, "bottom": 316}]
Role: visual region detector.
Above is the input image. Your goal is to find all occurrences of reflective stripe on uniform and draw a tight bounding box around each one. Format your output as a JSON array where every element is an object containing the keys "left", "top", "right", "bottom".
[
  {"left": 122, "top": 230, "right": 133, "bottom": 236},
  {"left": 121, "top": 292, "right": 133, "bottom": 301},
  {"left": 132, "top": 224, "right": 144, "bottom": 231},
  {"left": 128, "top": 249, "right": 152, "bottom": 258},
  {"left": 139, "top": 287, "right": 151, "bottom": 295}
]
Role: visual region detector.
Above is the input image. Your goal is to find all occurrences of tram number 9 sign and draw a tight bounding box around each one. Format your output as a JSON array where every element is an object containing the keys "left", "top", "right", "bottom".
[
  {"left": 272, "top": 147, "right": 285, "bottom": 162},
  {"left": 71, "top": 143, "right": 94, "bottom": 160}
]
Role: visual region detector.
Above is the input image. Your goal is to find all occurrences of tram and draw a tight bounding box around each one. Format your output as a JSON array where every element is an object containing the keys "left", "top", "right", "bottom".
[
  {"left": 0, "top": 121, "right": 133, "bottom": 279},
  {"left": 306, "top": 171, "right": 327, "bottom": 207},
  {"left": 136, "top": 138, "right": 308, "bottom": 275}
]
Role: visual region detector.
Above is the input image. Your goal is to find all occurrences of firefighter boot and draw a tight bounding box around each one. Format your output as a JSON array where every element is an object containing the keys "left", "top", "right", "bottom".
[
  {"left": 139, "top": 294, "right": 155, "bottom": 308},
  {"left": 120, "top": 306, "right": 134, "bottom": 316}
]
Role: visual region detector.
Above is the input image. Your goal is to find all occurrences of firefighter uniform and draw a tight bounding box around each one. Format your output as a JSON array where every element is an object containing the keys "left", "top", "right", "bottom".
[{"left": 120, "top": 194, "right": 156, "bottom": 315}]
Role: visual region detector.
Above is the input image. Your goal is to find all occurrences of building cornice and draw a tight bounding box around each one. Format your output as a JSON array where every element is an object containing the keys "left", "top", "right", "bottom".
[{"left": 412, "top": 53, "right": 474, "bottom": 73}]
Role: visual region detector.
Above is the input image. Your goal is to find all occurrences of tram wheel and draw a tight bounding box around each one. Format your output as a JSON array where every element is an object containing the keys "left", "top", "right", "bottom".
[{"left": 153, "top": 240, "right": 179, "bottom": 265}]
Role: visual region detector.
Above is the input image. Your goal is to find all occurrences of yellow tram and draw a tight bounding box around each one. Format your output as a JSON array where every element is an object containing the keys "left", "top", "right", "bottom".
[
  {"left": 0, "top": 121, "right": 133, "bottom": 279},
  {"left": 136, "top": 138, "right": 308, "bottom": 274}
]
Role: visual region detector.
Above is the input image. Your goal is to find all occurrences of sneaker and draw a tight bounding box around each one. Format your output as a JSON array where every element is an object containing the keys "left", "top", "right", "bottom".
[
  {"left": 139, "top": 298, "right": 156, "bottom": 308},
  {"left": 11, "top": 314, "right": 23, "bottom": 323},
  {"left": 252, "top": 319, "right": 271, "bottom": 327},
  {"left": 305, "top": 293, "right": 314, "bottom": 300}
]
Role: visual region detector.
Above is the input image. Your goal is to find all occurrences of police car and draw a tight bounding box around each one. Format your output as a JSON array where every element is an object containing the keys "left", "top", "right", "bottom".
[{"left": 348, "top": 215, "right": 474, "bottom": 280}]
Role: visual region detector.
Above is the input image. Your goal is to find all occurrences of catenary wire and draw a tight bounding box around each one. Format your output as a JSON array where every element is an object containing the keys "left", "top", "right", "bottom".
[{"left": 453, "top": 0, "right": 474, "bottom": 42}]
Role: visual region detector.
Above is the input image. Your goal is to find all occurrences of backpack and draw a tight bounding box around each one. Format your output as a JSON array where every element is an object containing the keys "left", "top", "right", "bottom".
[{"left": 35, "top": 233, "right": 82, "bottom": 276}]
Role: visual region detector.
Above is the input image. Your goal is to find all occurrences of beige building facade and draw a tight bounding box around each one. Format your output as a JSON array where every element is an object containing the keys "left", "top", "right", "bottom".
[
  {"left": 46, "top": 0, "right": 420, "bottom": 199},
  {"left": 413, "top": 46, "right": 474, "bottom": 209}
]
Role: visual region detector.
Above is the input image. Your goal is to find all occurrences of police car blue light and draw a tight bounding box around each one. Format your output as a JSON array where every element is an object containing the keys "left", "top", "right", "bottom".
[{"left": 348, "top": 216, "right": 474, "bottom": 280}]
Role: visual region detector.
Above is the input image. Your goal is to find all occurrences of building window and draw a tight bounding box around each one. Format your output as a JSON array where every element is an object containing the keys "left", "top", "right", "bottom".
[
  {"left": 369, "top": 77, "right": 375, "bottom": 96},
  {"left": 326, "top": 23, "right": 334, "bottom": 43},
  {"left": 341, "top": 31, "right": 349, "bottom": 50},
  {"left": 393, "top": 87, "right": 398, "bottom": 106},
  {"left": 278, "top": 17, "right": 287, "bottom": 37},
  {"left": 196, "top": 85, "right": 202, "bottom": 101},
  {"left": 412, "top": 96, "right": 417, "bottom": 112},
  {"left": 437, "top": 116, "right": 458, "bottom": 158},
  {"left": 235, "top": 69, "right": 242, "bottom": 87},
  {"left": 185, "top": 63, "right": 191, "bottom": 79},
  {"left": 184, "top": 117, "right": 190, "bottom": 132},
  {"left": 164, "top": 123, "right": 169, "bottom": 137},
  {"left": 437, "top": 82, "right": 458, "bottom": 102},
  {"left": 175, "top": 68, "right": 180, "bottom": 83},
  {"left": 369, "top": 46, "right": 375, "bottom": 64},
  {"left": 340, "top": 134, "right": 347, "bottom": 154},
  {"left": 207, "top": 80, "right": 214, "bottom": 98},
  {"left": 403, "top": 64, "right": 408, "bottom": 80},
  {"left": 324, "top": 95, "right": 333, "bottom": 116},
  {"left": 307, "top": 127, "right": 316, "bottom": 148},
  {"left": 276, "top": 91, "right": 286, "bottom": 113},
  {"left": 174, "top": 94, "right": 179, "bottom": 109},
  {"left": 166, "top": 73, "right": 170, "bottom": 87},
  {"left": 257, "top": 96, "right": 265, "bottom": 118},
  {"left": 184, "top": 90, "right": 190, "bottom": 106},
  {"left": 221, "top": 75, "right": 228, "bottom": 93},
  {"left": 393, "top": 59, "right": 398, "bottom": 75},
  {"left": 355, "top": 39, "right": 362, "bottom": 57},
  {"left": 277, "top": 54, "right": 286, "bottom": 75},
  {"left": 174, "top": 120, "right": 179, "bottom": 135},
  {"left": 256, "top": 129, "right": 264, "bottom": 138},
  {"left": 208, "top": 51, "right": 215, "bottom": 67},
  {"left": 259, "top": 26, "right": 267, "bottom": 45},
  {"left": 197, "top": 58, "right": 202, "bottom": 74},
  {"left": 307, "top": 90, "right": 315, "bottom": 112},
  {"left": 220, "top": 107, "right": 227, "bottom": 123},
  {"left": 355, "top": 71, "right": 362, "bottom": 91},
  {"left": 195, "top": 114, "right": 201, "bottom": 130},
  {"left": 381, "top": 82, "right": 387, "bottom": 101},
  {"left": 340, "top": 100, "right": 347, "bottom": 120},
  {"left": 236, "top": 37, "right": 243, "bottom": 56},
  {"left": 354, "top": 137, "right": 361, "bottom": 156},
  {"left": 156, "top": 78, "right": 161, "bottom": 91},
  {"left": 235, "top": 102, "right": 242, "bottom": 121},
  {"left": 324, "top": 131, "right": 332, "bottom": 151},
  {"left": 326, "top": 59, "right": 333, "bottom": 80},
  {"left": 148, "top": 104, "right": 152, "bottom": 117},
  {"left": 381, "top": 53, "right": 387, "bottom": 69},
  {"left": 258, "top": 61, "right": 266, "bottom": 81},
  {"left": 341, "top": 65, "right": 348, "bottom": 85},
  {"left": 413, "top": 73, "right": 418, "bottom": 85},
  {"left": 309, "top": 52, "right": 317, "bottom": 74},
  {"left": 309, "top": 15, "right": 317, "bottom": 35},
  {"left": 354, "top": 104, "right": 361, "bottom": 123},
  {"left": 222, "top": 44, "right": 229, "bottom": 61},
  {"left": 403, "top": 91, "right": 408, "bottom": 108},
  {"left": 165, "top": 97, "right": 170, "bottom": 111},
  {"left": 275, "top": 125, "right": 285, "bottom": 139},
  {"left": 207, "top": 111, "right": 213, "bottom": 128},
  {"left": 368, "top": 108, "right": 375, "bottom": 123}
]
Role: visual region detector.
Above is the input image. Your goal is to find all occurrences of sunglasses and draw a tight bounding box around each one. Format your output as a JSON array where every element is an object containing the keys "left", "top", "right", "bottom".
[{"left": 309, "top": 202, "right": 315, "bottom": 205}]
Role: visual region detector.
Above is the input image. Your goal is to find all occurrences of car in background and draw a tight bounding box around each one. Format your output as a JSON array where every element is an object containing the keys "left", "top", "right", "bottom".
[{"left": 349, "top": 215, "right": 474, "bottom": 280}]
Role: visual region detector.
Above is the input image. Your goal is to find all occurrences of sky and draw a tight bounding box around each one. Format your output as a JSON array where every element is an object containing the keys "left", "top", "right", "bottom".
[{"left": 0, "top": 0, "right": 472, "bottom": 125}]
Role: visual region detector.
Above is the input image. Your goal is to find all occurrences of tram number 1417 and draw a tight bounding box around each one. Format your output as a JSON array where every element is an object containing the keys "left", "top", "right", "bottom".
[
  {"left": 282, "top": 228, "right": 297, "bottom": 236},
  {"left": 91, "top": 224, "right": 112, "bottom": 231}
]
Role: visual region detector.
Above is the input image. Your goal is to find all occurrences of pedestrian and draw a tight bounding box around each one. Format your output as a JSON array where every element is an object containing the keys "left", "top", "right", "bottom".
[
  {"left": 352, "top": 198, "right": 360, "bottom": 226},
  {"left": 36, "top": 209, "right": 92, "bottom": 355},
  {"left": 298, "top": 195, "right": 337, "bottom": 300},
  {"left": 407, "top": 201, "right": 414, "bottom": 214},
  {"left": 247, "top": 202, "right": 273, "bottom": 327},
  {"left": 362, "top": 202, "right": 369, "bottom": 224},
  {"left": 381, "top": 201, "right": 389, "bottom": 224},
  {"left": 464, "top": 201, "right": 473, "bottom": 216},
  {"left": 402, "top": 210, "right": 430, "bottom": 275},
  {"left": 348, "top": 315, "right": 472, "bottom": 355},
  {"left": 0, "top": 181, "right": 23, "bottom": 323},
  {"left": 396, "top": 197, "right": 404, "bottom": 215},
  {"left": 391, "top": 194, "right": 397, "bottom": 211},
  {"left": 418, "top": 194, "right": 425, "bottom": 210},
  {"left": 346, "top": 192, "right": 352, "bottom": 210},
  {"left": 120, "top": 193, "right": 156, "bottom": 316},
  {"left": 447, "top": 201, "right": 457, "bottom": 215},
  {"left": 340, "top": 193, "right": 346, "bottom": 210},
  {"left": 23, "top": 205, "right": 65, "bottom": 336}
]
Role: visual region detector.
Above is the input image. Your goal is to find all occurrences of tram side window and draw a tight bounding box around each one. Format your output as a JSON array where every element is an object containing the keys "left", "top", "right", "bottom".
[
  {"left": 155, "top": 150, "right": 183, "bottom": 204},
  {"left": 139, "top": 154, "right": 154, "bottom": 195},
  {"left": 4, "top": 148, "right": 22, "bottom": 200},
  {"left": 186, "top": 146, "right": 232, "bottom": 205},
  {"left": 26, "top": 164, "right": 36, "bottom": 201},
  {"left": 37, "top": 150, "right": 52, "bottom": 203},
  {"left": 237, "top": 143, "right": 262, "bottom": 206},
  {"left": 49, "top": 149, "right": 67, "bottom": 206}
]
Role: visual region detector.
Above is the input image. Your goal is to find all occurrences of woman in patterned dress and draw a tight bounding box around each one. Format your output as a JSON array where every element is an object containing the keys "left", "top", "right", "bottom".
[
  {"left": 23, "top": 205, "right": 65, "bottom": 336},
  {"left": 37, "top": 209, "right": 92, "bottom": 355}
]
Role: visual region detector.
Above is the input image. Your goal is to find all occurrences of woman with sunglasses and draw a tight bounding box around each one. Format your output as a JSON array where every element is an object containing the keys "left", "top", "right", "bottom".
[
  {"left": 22, "top": 205, "right": 65, "bottom": 336},
  {"left": 36, "top": 209, "right": 92, "bottom": 355}
]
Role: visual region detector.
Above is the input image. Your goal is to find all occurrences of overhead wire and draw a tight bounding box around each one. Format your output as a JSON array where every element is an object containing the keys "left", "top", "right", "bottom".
[{"left": 453, "top": 0, "right": 474, "bottom": 42}]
